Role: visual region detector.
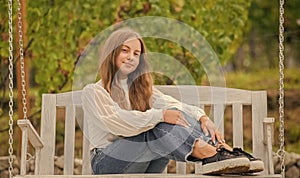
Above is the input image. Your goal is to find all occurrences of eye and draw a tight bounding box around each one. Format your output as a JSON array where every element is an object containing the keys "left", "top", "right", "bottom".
[
  {"left": 122, "top": 48, "right": 128, "bottom": 52},
  {"left": 134, "top": 52, "right": 140, "bottom": 56}
]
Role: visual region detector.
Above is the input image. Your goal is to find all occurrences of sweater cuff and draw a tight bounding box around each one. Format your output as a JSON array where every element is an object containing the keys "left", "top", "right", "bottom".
[
  {"left": 152, "top": 109, "right": 164, "bottom": 124},
  {"left": 195, "top": 109, "right": 206, "bottom": 121}
]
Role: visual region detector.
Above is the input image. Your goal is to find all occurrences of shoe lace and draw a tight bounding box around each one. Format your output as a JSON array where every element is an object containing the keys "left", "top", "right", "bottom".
[
  {"left": 216, "top": 146, "right": 233, "bottom": 157},
  {"left": 234, "top": 147, "right": 253, "bottom": 158}
]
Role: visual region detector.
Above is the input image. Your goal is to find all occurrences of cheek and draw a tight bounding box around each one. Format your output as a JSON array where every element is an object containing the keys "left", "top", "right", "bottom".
[{"left": 116, "top": 54, "right": 125, "bottom": 68}]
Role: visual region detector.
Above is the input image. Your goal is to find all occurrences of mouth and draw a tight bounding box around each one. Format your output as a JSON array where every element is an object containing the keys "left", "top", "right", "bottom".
[{"left": 123, "top": 62, "right": 134, "bottom": 67}]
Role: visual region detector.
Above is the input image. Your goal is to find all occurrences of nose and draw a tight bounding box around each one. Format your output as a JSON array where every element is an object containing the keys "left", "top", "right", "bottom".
[{"left": 127, "top": 53, "right": 134, "bottom": 60}]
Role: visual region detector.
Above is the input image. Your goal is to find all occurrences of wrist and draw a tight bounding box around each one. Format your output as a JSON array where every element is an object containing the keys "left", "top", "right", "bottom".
[
  {"left": 199, "top": 115, "right": 209, "bottom": 123},
  {"left": 162, "top": 110, "right": 166, "bottom": 121}
]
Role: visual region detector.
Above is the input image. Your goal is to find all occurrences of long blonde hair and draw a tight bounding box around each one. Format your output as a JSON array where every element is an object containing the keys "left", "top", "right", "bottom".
[{"left": 100, "top": 28, "right": 152, "bottom": 111}]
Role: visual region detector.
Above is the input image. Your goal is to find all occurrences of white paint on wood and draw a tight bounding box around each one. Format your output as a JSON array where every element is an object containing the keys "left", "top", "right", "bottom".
[
  {"left": 251, "top": 91, "right": 268, "bottom": 175},
  {"left": 232, "top": 103, "right": 243, "bottom": 148},
  {"left": 176, "top": 162, "right": 186, "bottom": 174},
  {"left": 64, "top": 106, "right": 76, "bottom": 175},
  {"left": 14, "top": 173, "right": 282, "bottom": 178},
  {"left": 56, "top": 91, "right": 82, "bottom": 107},
  {"left": 17, "top": 120, "right": 44, "bottom": 148},
  {"left": 264, "top": 117, "right": 275, "bottom": 175},
  {"left": 20, "top": 126, "right": 28, "bottom": 175},
  {"left": 16, "top": 85, "right": 279, "bottom": 177},
  {"left": 39, "top": 94, "right": 57, "bottom": 174},
  {"left": 194, "top": 162, "right": 202, "bottom": 174},
  {"left": 213, "top": 104, "right": 225, "bottom": 136}
]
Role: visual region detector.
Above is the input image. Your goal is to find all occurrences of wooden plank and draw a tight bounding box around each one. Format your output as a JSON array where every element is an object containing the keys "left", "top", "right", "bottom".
[
  {"left": 17, "top": 119, "right": 44, "bottom": 175},
  {"left": 232, "top": 103, "right": 243, "bottom": 148},
  {"left": 35, "top": 148, "right": 41, "bottom": 175},
  {"left": 194, "top": 162, "right": 202, "bottom": 174},
  {"left": 56, "top": 91, "right": 82, "bottom": 107},
  {"left": 17, "top": 119, "right": 43, "bottom": 148},
  {"left": 82, "top": 135, "right": 92, "bottom": 175},
  {"left": 264, "top": 118, "right": 275, "bottom": 175},
  {"left": 176, "top": 162, "right": 186, "bottom": 174},
  {"left": 39, "top": 94, "right": 57, "bottom": 175},
  {"left": 24, "top": 86, "right": 278, "bottom": 177},
  {"left": 251, "top": 91, "right": 268, "bottom": 175},
  {"left": 14, "top": 173, "right": 282, "bottom": 178},
  {"left": 20, "top": 125, "right": 28, "bottom": 175},
  {"left": 64, "top": 106, "right": 76, "bottom": 175},
  {"left": 77, "top": 106, "right": 92, "bottom": 175},
  {"left": 155, "top": 85, "right": 252, "bottom": 105},
  {"left": 213, "top": 104, "right": 224, "bottom": 136}
]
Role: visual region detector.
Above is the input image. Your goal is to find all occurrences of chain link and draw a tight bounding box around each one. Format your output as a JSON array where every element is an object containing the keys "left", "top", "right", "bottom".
[
  {"left": 277, "top": 0, "right": 286, "bottom": 177},
  {"left": 17, "top": 0, "right": 28, "bottom": 120},
  {"left": 7, "top": 0, "right": 15, "bottom": 177}
]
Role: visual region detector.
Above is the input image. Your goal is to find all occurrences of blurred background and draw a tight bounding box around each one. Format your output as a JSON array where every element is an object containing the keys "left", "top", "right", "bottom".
[{"left": 0, "top": 0, "right": 299, "bottom": 170}]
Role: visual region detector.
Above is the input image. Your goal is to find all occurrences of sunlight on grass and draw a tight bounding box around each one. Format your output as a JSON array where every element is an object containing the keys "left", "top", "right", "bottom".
[{"left": 224, "top": 68, "right": 300, "bottom": 90}]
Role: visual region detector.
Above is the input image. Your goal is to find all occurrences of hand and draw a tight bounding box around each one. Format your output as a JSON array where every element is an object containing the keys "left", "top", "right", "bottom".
[
  {"left": 199, "top": 115, "right": 225, "bottom": 144},
  {"left": 163, "top": 110, "right": 191, "bottom": 128}
]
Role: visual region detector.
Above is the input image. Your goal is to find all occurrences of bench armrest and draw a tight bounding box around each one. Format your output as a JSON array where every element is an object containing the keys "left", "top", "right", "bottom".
[
  {"left": 263, "top": 117, "right": 275, "bottom": 175},
  {"left": 17, "top": 119, "right": 44, "bottom": 148}
]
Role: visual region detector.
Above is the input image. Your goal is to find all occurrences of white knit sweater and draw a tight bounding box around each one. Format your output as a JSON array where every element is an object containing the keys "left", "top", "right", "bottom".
[{"left": 81, "top": 79, "right": 206, "bottom": 149}]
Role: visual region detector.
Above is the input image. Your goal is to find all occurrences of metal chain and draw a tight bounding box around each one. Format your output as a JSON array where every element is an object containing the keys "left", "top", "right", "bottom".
[
  {"left": 277, "top": 0, "right": 286, "bottom": 177},
  {"left": 7, "top": 0, "right": 15, "bottom": 177},
  {"left": 16, "top": 0, "right": 28, "bottom": 120}
]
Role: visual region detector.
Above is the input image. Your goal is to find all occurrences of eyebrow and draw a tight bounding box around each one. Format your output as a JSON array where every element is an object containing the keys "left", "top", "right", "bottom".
[{"left": 122, "top": 45, "right": 141, "bottom": 53}]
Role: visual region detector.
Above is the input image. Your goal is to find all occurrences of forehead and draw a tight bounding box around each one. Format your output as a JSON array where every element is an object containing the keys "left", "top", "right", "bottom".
[{"left": 123, "top": 38, "right": 141, "bottom": 50}]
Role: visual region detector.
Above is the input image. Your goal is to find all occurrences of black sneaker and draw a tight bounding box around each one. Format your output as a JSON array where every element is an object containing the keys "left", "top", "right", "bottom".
[
  {"left": 202, "top": 146, "right": 250, "bottom": 175},
  {"left": 233, "top": 147, "right": 264, "bottom": 173}
]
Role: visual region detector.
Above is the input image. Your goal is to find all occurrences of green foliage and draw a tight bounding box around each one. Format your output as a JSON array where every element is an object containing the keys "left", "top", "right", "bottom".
[
  {"left": 1, "top": 0, "right": 251, "bottom": 119},
  {"left": 118, "top": 0, "right": 251, "bottom": 84},
  {"left": 25, "top": 0, "right": 251, "bottom": 94},
  {"left": 232, "top": 0, "right": 300, "bottom": 70}
]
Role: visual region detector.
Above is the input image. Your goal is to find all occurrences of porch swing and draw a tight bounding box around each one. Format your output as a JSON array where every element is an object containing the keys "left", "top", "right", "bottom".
[{"left": 7, "top": 0, "right": 285, "bottom": 177}]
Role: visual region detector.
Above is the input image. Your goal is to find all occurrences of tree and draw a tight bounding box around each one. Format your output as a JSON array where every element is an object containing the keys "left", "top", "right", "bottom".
[
  {"left": 0, "top": 0, "right": 251, "bottom": 121},
  {"left": 231, "top": 0, "right": 300, "bottom": 71},
  {"left": 26, "top": 0, "right": 250, "bottom": 91}
]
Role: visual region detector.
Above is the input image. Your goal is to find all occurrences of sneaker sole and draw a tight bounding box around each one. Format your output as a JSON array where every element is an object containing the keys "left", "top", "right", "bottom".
[
  {"left": 202, "top": 157, "right": 250, "bottom": 175},
  {"left": 248, "top": 160, "right": 264, "bottom": 173}
]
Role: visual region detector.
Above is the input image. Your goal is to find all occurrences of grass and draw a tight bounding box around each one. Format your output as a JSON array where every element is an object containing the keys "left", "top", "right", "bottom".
[{"left": 224, "top": 68, "right": 300, "bottom": 90}]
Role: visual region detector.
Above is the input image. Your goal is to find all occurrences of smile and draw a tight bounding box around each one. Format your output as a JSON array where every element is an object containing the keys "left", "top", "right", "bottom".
[{"left": 123, "top": 62, "right": 134, "bottom": 67}]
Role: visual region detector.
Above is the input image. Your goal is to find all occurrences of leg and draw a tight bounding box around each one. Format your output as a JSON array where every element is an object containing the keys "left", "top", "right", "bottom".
[
  {"left": 145, "top": 157, "right": 170, "bottom": 173},
  {"left": 90, "top": 111, "right": 207, "bottom": 174},
  {"left": 146, "top": 111, "right": 218, "bottom": 162},
  {"left": 146, "top": 110, "right": 251, "bottom": 175},
  {"left": 90, "top": 133, "right": 168, "bottom": 174}
]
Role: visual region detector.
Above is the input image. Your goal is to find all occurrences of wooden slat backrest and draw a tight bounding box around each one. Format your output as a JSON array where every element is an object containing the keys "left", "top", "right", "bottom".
[
  {"left": 37, "top": 85, "right": 270, "bottom": 175},
  {"left": 251, "top": 91, "right": 268, "bottom": 175},
  {"left": 39, "top": 94, "right": 57, "bottom": 175}
]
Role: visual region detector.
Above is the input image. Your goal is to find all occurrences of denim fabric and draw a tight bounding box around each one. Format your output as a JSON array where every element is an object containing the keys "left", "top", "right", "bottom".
[{"left": 90, "top": 110, "right": 216, "bottom": 174}]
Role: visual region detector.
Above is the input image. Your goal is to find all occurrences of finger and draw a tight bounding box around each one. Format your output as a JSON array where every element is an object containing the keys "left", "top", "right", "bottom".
[
  {"left": 216, "top": 133, "right": 225, "bottom": 143},
  {"left": 209, "top": 129, "right": 216, "bottom": 143},
  {"left": 176, "top": 111, "right": 190, "bottom": 127},
  {"left": 179, "top": 115, "right": 191, "bottom": 127},
  {"left": 200, "top": 121, "right": 209, "bottom": 136},
  {"left": 176, "top": 119, "right": 189, "bottom": 128}
]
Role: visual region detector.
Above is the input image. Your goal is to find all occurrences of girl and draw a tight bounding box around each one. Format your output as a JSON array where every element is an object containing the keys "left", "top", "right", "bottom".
[{"left": 81, "top": 28, "right": 264, "bottom": 175}]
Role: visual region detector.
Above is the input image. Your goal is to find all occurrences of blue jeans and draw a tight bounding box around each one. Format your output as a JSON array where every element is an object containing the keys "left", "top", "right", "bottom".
[{"left": 90, "top": 110, "right": 215, "bottom": 174}]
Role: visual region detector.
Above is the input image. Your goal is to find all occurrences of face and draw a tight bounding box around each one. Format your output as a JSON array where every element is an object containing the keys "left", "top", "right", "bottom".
[{"left": 116, "top": 38, "right": 141, "bottom": 78}]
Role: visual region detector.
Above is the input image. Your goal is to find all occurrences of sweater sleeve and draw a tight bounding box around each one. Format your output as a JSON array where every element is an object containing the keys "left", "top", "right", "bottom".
[
  {"left": 81, "top": 83, "right": 164, "bottom": 137},
  {"left": 152, "top": 87, "right": 206, "bottom": 120}
]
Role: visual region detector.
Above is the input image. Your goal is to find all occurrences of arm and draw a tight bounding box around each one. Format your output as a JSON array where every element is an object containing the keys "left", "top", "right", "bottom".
[
  {"left": 81, "top": 83, "right": 164, "bottom": 137},
  {"left": 152, "top": 87, "right": 225, "bottom": 143},
  {"left": 152, "top": 87, "right": 206, "bottom": 121}
]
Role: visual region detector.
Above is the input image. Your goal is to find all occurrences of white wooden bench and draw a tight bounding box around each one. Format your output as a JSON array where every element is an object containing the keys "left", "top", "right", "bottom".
[{"left": 16, "top": 85, "right": 281, "bottom": 178}]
